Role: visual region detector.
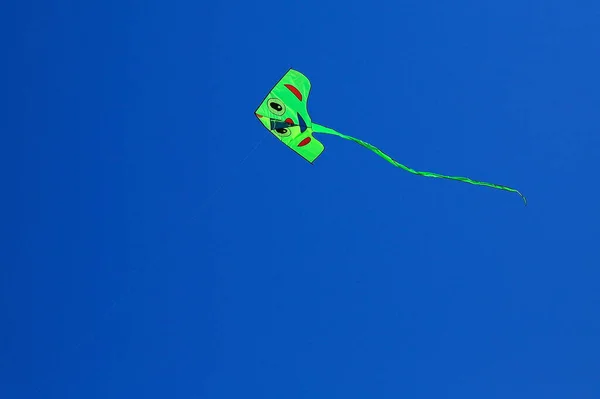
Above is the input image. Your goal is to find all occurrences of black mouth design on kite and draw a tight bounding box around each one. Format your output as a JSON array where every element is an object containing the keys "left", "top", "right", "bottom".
[{"left": 268, "top": 112, "right": 308, "bottom": 134}]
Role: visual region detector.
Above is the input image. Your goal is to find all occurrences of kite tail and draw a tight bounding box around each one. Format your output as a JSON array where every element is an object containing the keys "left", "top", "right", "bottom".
[{"left": 312, "top": 123, "right": 527, "bottom": 205}]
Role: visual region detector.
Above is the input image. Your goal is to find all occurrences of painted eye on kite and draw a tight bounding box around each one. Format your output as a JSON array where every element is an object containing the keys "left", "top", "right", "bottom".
[
  {"left": 275, "top": 127, "right": 291, "bottom": 137},
  {"left": 267, "top": 98, "right": 286, "bottom": 116}
]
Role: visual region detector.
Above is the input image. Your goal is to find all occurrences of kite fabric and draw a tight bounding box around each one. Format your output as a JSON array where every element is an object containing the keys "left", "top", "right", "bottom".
[{"left": 254, "top": 68, "right": 527, "bottom": 205}]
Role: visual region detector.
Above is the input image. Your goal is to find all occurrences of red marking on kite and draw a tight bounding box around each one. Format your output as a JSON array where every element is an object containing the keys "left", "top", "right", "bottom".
[
  {"left": 285, "top": 117, "right": 294, "bottom": 125},
  {"left": 285, "top": 84, "right": 302, "bottom": 101},
  {"left": 298, "top": 137, "right": 311, "bottom": 147},
  {"left": 255, "top": 113, "right": 263, "bottom": 118}
]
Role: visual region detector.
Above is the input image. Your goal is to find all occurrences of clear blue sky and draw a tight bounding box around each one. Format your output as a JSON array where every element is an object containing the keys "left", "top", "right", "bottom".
[{"left": 4, "top": 0, "right": 600, "bottom": 398}]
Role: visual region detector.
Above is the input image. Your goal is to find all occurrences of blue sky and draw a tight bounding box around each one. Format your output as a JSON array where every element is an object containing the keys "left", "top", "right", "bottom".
[{"left": 4, "top": 0, "right": 600, "bottom": 398}]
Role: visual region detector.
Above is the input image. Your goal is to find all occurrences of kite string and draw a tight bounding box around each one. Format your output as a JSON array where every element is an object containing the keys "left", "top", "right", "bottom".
[
  {"left": 312, "top": 123, "right": 527, "bottom": 205},
  {"left": 190, "top": 132, "right": 269, "bottom": 220}
]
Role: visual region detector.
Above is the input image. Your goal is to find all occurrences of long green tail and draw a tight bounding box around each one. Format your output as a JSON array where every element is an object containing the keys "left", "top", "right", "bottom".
[{"left": 312, "top": 123, "right": 527, "bottom": 205}]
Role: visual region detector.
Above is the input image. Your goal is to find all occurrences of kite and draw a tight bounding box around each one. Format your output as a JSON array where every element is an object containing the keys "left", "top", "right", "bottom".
[{"left": 254, "top": 68, "right": 527, "bottom": 205}]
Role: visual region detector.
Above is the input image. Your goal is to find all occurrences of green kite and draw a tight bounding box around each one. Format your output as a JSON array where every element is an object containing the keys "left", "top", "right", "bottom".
[{"left": 255, "top": 68, "right": 526, "bottom": 205}]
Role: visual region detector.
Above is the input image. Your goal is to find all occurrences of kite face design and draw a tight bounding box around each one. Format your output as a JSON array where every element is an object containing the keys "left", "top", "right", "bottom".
[
  {"left": 254, "top": 69, "right": 324, "bottom": 163},
  {"left": 255, "top": 69, "right": 527, "bottom": 205}
]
